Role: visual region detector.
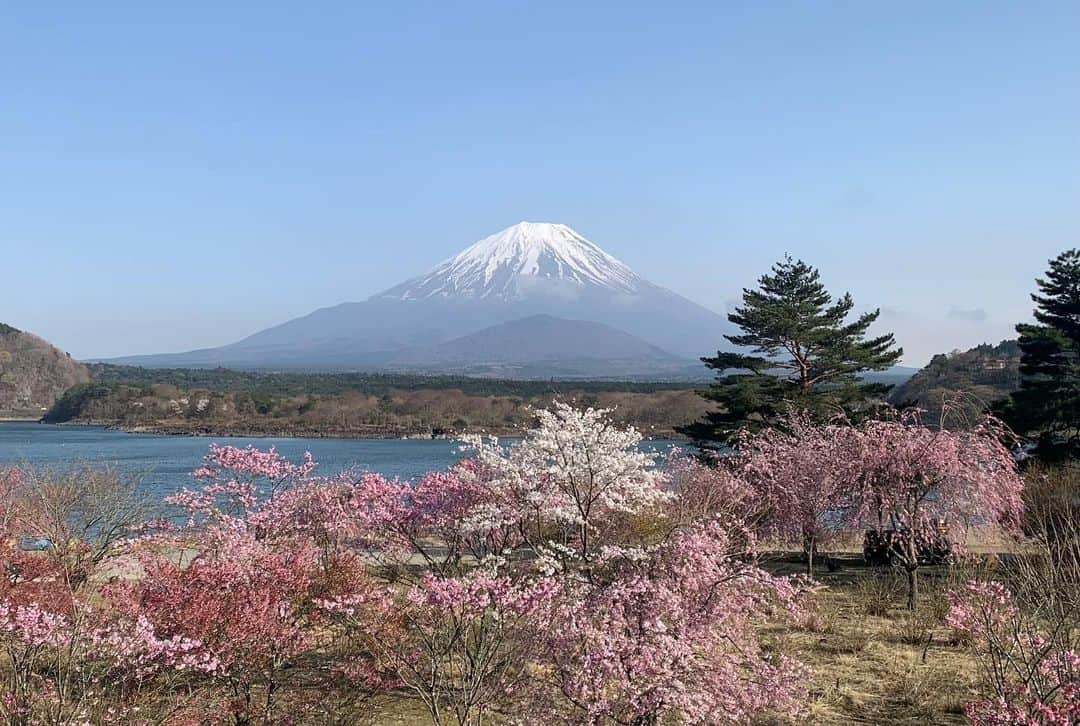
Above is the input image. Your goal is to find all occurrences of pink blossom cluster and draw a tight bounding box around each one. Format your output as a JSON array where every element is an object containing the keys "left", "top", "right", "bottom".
[
  {"left": 193, "top": 443, "right": 316, "bottom": 483},
  {"left": 405, "top": 571, "right": 562, "bottom": 620},
  {"left": 106, "top": 531, "right": 322, "bottom": 676},
  {"left": 93, "top": 615, "right": 221, "bottom": 676},
  {"left": 0, "top": 601, "right": 69, "bottom": 647},
  {"left": 945, "top": 580, "right": 1017, "bottom": 638},
  {"left": 947, "top": 579, "right": 1080, "bottom": 724},
  {"left": 549, "top": 518, "right": 808, "bottom": 724},
  {"left": 167, "top": 443, "right": 318, "bottom": 526},
  {"left": 848, "top": 415, "right": 1024, "bottom": 535}
]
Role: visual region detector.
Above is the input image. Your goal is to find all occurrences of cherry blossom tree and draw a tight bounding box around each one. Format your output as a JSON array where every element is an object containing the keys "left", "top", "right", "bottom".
[
  {"left": 546, "top": 518, "right": 808, "bottom": 725},
  {"left": 116, "top": 445, "right": 390, "bottom": 723},
  {"left": 849, "top": 414, "right": 1024, "bottom": 609},
  {"left": 461, "top": 401, "right": 670, "bottom": 566},
  {"left": 736, "top": 413, "right": 859, "bottom": 575},
  {"left": 323, "top": 570, "right": 561, "bottom": 726}
]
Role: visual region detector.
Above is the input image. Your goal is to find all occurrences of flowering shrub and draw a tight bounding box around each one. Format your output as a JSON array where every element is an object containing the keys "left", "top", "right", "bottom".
[
  {"left": 947, "top": 580, "right": 1080, "bottom": 724},
  {"left": 547, "top": 518, "right": 808, "bottom": 724},
  {"left": 326, "top": 570, "right": 561, "bottom": 726}
]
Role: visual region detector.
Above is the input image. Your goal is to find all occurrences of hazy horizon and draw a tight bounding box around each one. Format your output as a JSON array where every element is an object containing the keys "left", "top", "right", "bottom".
[{"left": 3, "top": 3, "right": 1077, "bottom": 367}]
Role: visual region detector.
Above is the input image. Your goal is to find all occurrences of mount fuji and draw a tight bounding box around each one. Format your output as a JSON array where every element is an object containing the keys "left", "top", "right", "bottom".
[{"left": 111, "top": 222, "right": 734, "bottom": 377}]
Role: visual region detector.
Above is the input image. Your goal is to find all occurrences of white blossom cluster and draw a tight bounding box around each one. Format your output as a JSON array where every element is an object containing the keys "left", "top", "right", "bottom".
[{"left": 460, "top": 401, "right": 671, "bottom": 560}]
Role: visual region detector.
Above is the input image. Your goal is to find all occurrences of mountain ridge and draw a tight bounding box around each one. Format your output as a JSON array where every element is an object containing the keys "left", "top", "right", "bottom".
[
  {"left": 106, "top": 222, "right": 734, "bottom": 373},
  {"left": 888, "top": 339, "right": 1021, "bottom": 425}
]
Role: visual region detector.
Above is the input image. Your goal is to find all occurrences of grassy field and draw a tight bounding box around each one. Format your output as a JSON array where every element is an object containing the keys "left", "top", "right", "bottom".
[{"left": 763, "top": 554, "right": 979, "bottom": 725}]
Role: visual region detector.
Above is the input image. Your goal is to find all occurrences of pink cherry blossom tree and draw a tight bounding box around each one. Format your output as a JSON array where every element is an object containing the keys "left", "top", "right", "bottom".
[
  {"left": 117, "top": 445, "right": 393, "bottom": 723},
  {"left": 323, "top": 570, "right": 561, "bottom": 726},
  {"left": 546, "top": 518, "right": 808, "bottom": 725},
  {"left": 736, "top": 413, "right": 860, "bottom": 575},
  {"left": 849, "top": 414, "right": 1024, "bottom": 609}
]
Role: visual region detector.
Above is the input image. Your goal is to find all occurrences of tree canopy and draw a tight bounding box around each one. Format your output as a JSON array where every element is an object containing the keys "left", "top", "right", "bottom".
[
  {"left": 680, "top": 256, "right": 902, "bottom": 449},
  {"left": 999, "top": 249, "right": 1080, "bottom": 460}
]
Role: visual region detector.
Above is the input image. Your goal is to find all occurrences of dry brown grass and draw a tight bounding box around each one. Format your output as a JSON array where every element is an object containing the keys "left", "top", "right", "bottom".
[{"left": 762, "top": 553, "right": 979, "bottom": 725}]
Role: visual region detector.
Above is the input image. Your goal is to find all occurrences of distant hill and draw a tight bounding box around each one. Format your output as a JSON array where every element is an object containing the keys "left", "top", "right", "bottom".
[
  {"left": 888, "top": 340, "right": 1020, "bottom": 426},
  {"left": 386, "top": 314, "right": 699, "bottom": 378},
  {"left": 0, "top": 323, "right": 90, "bottom": 417}
]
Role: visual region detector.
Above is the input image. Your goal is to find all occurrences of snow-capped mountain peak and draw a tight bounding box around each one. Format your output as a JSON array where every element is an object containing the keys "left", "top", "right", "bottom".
[{"left": 376, "top": 221, "right": 646, "bottom": 301}]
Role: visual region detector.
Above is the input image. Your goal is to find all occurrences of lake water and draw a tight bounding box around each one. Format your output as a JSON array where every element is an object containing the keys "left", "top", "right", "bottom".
[{"left": 0, "top": 422, "right": 678, "bottom": 504}]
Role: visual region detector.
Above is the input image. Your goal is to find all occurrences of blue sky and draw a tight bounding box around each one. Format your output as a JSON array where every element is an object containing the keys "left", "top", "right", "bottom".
[{"left": 2, "top": 2, "right": 1077, "bottom": 366}]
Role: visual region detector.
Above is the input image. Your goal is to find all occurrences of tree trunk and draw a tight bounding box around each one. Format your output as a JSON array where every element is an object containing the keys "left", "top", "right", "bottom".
[
  {"left": 906, "top": 566, "right": 918, "bottom": 610},
  {"left": 805, "top": 534, "right": 815, "bottom": 577},
  {"left": 906, "top": 526, "right": 918, "bottom": 610}
]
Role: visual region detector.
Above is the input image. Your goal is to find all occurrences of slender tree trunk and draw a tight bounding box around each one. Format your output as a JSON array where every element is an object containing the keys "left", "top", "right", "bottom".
[
  {"left": 805, "top": 533, "right": 815, "bottom": 577},
  {"left": 906, "top": 526, "right": 918, "bottom": 610}
]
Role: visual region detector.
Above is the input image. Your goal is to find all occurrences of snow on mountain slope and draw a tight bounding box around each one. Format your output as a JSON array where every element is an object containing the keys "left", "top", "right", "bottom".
[{"left": 377, "top": 222, "right": 646, "bottom": 300}]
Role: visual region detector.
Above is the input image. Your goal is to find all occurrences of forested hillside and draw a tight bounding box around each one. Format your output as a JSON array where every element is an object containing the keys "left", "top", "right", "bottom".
[
  {"left": 888, "top": 340, "right": 1021, "bottom": 425},
  {"left": 0, "top": 323, "right": 90, "bottom": 417}
]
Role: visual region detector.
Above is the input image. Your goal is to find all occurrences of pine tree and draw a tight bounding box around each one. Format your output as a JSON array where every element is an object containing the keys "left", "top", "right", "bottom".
[
  {"left": 680, "top": 256, "right": 902, "bottom": 449},
  {"left": 1000, "top": 249, "right": 1080, "bottom": 460}
]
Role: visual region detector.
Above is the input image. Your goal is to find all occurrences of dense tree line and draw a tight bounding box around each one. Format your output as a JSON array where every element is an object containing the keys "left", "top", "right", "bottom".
[
  {"left": 44, "top": 379, "right": 709, "bottom": 439},
  {"left": 88, "top": 364, "right": 702, "bottom": 398}
]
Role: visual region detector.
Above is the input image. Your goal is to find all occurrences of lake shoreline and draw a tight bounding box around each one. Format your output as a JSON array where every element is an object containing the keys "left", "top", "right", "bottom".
[
  {"left": 46, "top": 419, "right": 484, "bottom": 440},
  {"left": 37, "top": 419, "right": 688, "bottom": 442}
]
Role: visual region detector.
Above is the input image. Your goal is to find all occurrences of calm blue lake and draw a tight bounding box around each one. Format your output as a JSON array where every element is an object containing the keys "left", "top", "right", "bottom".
[{"left": 0, "top": 422, "right": 678, "bottom": 504}]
